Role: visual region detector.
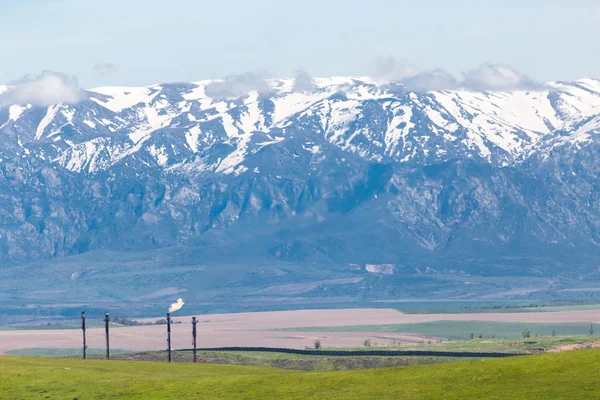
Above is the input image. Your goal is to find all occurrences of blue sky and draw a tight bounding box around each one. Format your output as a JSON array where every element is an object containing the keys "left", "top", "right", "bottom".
[{"left": 1, "top": 0, "right": 599, "bottom": 88}]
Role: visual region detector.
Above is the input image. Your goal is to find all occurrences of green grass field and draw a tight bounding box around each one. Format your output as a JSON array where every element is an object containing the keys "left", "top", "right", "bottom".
[
  {"left": 397, "top": 303, "right": 600, "bottom": 314},
  {"left": 276, "top": 320, "right": 596, "bottom": 340},
  {"left": 0, "top": 322, "right": 127, "bottom": 331},
  {"left": 5, "top": 348, "right": 462, "bottom": 371},
  {"left": 5, "top": 348, "right": 135, "bottom": 357},
  {"left": 1, "top": 350, "right": 599, "bottom": 399}
]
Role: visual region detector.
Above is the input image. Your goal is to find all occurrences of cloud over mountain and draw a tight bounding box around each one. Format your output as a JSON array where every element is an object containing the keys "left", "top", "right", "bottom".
[
  {"left": 373, "top": 56, "right": 422, "bottom": 82},
  {"left": 0, "top": 71, "right": 85, "bottom": 107},
  {"left": 402, "top": 68, "right": 458, "bottom": 92},
  {"left": 292, "top": 68, "right": 314, "bottom": 92},
  {"left": 372, "top": 57, "right": 537, "bottom": 91},
  {"left": 462, "top": 63, "right": 539, "bottom": 91},
  {"left": 204, "top": 71, "right": 272, "bottom": 99}
]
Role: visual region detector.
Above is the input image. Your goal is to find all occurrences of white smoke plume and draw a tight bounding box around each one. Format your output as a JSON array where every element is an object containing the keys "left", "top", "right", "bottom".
[{"left": 168, "top": 298, "right": 185, "bottom": 313}]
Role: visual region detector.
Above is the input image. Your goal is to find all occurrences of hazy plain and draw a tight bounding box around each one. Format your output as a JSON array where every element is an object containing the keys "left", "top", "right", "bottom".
[{"left": 2, "top": 308, "right": 600, "bottom": 354}]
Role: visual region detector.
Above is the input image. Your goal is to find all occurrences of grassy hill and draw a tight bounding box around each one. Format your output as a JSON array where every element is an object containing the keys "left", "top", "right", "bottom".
[{"left": 1, "top": 349, "right": 599, "bottom": 399}]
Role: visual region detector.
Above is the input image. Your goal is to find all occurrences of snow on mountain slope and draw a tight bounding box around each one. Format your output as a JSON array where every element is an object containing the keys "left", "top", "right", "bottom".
[
  {"left": 6, "top": 77, "right": 600, "bottom": 291},
  {"left": 527, "top": 105, "right": 600, "bottom": 158},
  {"left": 91, "top": 85, "right": 162, "bottom": 113},
  {"left": 1, "top": 77, "right": 600, "bottom": 174}
]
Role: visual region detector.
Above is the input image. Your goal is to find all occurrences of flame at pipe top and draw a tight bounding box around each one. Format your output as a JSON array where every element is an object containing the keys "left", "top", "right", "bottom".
[{"left": 168, "top": 298, "right": 185, "bottom": 313}]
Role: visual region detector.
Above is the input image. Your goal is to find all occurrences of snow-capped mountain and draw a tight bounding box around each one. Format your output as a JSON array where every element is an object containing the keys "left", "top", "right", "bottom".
[
  {"left": 3, "top": 76, "right": 600, "bottom": 308},
  {"left": 3, "top": 77, "right": 600, "bottom": 176}
]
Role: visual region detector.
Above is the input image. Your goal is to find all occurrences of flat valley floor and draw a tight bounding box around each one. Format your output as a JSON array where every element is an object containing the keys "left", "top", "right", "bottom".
[{"left": 2, "top": 308, "right": 600, "bottom": 354}]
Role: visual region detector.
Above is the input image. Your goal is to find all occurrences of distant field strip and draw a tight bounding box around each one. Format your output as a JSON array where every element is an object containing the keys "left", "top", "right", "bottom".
[
  {"left": 397, "top": 304, "right": 600, "bottom": 314},
  {"left": 5, "top": 348, "right": 134, "bottom": 357},
  {"left": 0, "top": 322, "right": 111, "bottom": 331},
  {"left": 274, "top": 321, "right": 597, "bottom": 340}
]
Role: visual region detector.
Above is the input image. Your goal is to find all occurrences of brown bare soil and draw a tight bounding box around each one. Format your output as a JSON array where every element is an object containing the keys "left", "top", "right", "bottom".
[{"left": 546, "top": 341, "right": 600, "bottom": 352}]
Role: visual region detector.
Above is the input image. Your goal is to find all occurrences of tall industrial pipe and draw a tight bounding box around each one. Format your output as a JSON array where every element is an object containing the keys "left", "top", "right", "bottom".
[
  {"left": 81, "top": 311, "right": 87, "bottom": 360},
  {"left": 192, "top": 316, "right": 198, "bottom": 363},
  {"left": 104, "top": 313, "right": 110, "bottom": 360},
  {"left": 167, "top": 312, "right": 172, "bottom": 362}
]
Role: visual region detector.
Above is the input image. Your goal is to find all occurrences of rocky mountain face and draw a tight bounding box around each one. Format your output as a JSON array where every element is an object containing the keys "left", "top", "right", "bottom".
[{"left": 2, "top": 77, "right": 600, "bottom": 314}]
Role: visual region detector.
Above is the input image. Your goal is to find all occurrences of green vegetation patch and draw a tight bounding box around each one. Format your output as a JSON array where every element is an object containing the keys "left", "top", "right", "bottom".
[
  {"left": 275, "top": 320, "right": 596, "bottom": 340},
  {"left": 117, "top": 350, "right": 461, "bottom": 371},
  {"left": 0, "top": 317, "right": 178, "bottom": 331},
  {"left": 0, "top": 323, "right": 102, "bottom": 331},
  {"left": 397, "top": 303, "right": 600, "bottom": 314},
  {"left": 5, "top": 348, "right": 134, "bottom": 357},
  {"left": 1, "top": 350, "right": 600, "bottom": 399},
  {"left": 318, "top": 336, "right": 600, "bottom": 354}
]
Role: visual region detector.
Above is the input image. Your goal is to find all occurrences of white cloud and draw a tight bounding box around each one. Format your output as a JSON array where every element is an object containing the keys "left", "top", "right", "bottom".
[
  {"left": 373, "top": 56, "right": 422, "bottom": 82},
  {"left": 402, "top": 68, "right": 458, "bottom": 92},
  {"left": 204, "top": 71, "right": 272, "bottom": 99},
  {"left": 461, "top": 63, "right": 539, "bottom": 91},
  {"left": 93, "top": 61, "right": 119, "bottom": 78},
  {"left": 373, "top": 57, "right": 540, "bottom": 92},
  {"left": 0, "top": 71, "right": 86, "bottom": 107},
  {"left": 292, "top": 68, "right": 314, "bottom": 92}
]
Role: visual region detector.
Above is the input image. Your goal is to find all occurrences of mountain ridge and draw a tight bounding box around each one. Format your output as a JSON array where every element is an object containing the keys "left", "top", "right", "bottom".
[
  {"left": 2, "top": 76, "right": 600, "bottom": 317},
  {"left": 3, "top": 77, "right": 600, "bottom": 176}
]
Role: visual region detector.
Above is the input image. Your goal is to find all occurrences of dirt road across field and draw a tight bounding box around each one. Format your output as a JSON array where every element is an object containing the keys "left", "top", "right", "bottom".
[{"left": 1, "top": 308, "right": 600, "bottom": 354}]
